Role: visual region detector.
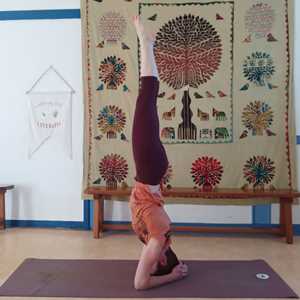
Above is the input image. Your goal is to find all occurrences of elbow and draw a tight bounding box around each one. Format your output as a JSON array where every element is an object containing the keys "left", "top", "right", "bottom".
[
  {"left": 134, "top": 283, "right": 145, "bottom": 291},
  {"left": 134, "top": 279, "right": 149, "bottom": 290}
]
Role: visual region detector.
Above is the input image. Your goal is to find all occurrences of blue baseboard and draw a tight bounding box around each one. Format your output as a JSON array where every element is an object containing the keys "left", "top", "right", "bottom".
[
  {"left": 252, "top": 204, "right": 271, "bottom": 224},
  {"left": 6, "top": 200, "right": 91, "bottom": 230},
  {"left": 102, "top": 220, "right": 300, "bottom": 235},
  {"left": 5, "top": 220, "right": 85, "bottom": 229},
  {"left": 83, "top": 200, "right": 91, "bottom": 229},
  {"left": 5, "top": 219, "right": 300, "bottom": 236}
]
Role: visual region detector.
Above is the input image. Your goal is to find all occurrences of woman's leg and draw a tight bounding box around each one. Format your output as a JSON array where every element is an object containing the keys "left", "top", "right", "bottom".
[
  {"left": 133, "top": 15, "right": 159, "bottom": 78},
  {"left": 132, "top": 16, "right": 168, "bottom": 185}
]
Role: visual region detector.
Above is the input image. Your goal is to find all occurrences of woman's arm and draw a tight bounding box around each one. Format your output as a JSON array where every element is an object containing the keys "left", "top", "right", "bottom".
[{"left": 134, "top": 237, "right": 187, "bottom": 290}]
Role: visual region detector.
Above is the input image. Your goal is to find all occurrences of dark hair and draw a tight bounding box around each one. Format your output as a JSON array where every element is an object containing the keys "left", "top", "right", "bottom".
[{"left": 151, "top": 247, "right": 179, "bottom": 276}]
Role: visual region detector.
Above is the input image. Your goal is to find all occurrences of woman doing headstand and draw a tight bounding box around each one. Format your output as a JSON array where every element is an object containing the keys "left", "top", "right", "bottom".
[{"left": 129, "top": 15, "right": 188, "bottom": 290}]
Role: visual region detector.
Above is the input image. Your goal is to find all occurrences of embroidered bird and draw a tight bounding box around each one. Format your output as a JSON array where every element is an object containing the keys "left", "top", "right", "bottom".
[
  {"left": 121, "top": 42, "right": 130, "bottom": 50},
  {"left": 216, "top": 13, "right": 224, "bottom": 20},
  {"left": 265, "top": 129, "right": 276, "bottom": 136},
  {"left": 194, "top": 92, "right": 203, "bottom": 99},
  {"left": 240, "top": 83, "right": 249, "bottom": 91},
  {"left": 97, "top": 84, "right": 104, "bottom": 91},
  {"left": 123, "top": 85, "right": 130, "bottom": 92},
  {"left": 97, "top": 41, "right": 105, "bottom": 48},
  {"left": 243, "top": 35, "right": 251, "bottom": 43},
  {"left": 121, "top": 133, "right": 129, "bottom": 141},
  {"left": 267, "top": 33, "right": 277, "bottom": 42},
  {"left": 148, "top": 14, "right": 157, "bottom": 21},
  {"left": 93, "top": 178, "right": 102, "bottom": 184},
  {"left": 240, "top": 130, "right": 248, "bottom": 139},
  {"left": 94, "top": 135, "right": 103, "bottom": 141},
  {"left": 267, "top": 83, "right": 278, "bottom": 90},
  {"left": 217, "top": 90, "right": 227, "bottom": 97}
]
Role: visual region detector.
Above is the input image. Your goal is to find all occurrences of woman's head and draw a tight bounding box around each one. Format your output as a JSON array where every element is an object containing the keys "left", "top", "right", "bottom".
[{"left": 151, "top": 247, "right": 180, "bottom": 276}]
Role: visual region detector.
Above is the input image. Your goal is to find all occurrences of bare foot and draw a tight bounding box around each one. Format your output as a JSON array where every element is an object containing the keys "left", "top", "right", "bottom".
[{"left": 132, "top": 15, "right": 155, "bottom": 44}]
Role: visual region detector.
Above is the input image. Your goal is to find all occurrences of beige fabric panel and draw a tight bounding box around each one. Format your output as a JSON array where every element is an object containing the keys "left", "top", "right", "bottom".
[{"left": 81, "top": 0, "right": 298, "bottom": 205}]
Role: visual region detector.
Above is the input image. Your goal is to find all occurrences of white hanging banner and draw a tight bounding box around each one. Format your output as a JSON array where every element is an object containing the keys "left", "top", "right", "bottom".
[{"left": 28, "top": 92, "right": 73, "bottom": 159}]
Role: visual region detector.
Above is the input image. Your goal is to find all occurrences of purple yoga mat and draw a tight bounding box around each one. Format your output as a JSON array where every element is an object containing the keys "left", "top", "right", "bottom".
[{"left": 0, "top": 258, "right": 298, "bottom": 298}]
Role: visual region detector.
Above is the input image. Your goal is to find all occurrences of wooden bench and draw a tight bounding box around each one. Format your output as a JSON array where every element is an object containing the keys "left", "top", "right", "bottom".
[
  {"left": 0, "top": 185, "right": 15, "bottom": 230},
  {"left": 85, "top": 187, "right": 300, "bottom": 244}
]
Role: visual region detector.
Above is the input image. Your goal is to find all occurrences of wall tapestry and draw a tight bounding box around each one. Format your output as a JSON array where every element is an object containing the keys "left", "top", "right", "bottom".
[{"left": 81, "top": 0, "right": 297, "bottom": 204}]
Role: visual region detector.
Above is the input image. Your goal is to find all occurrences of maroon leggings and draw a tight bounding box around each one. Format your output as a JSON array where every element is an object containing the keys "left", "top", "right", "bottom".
[{"left": 132, "top": 76, "right": 168, "bottom": 185}]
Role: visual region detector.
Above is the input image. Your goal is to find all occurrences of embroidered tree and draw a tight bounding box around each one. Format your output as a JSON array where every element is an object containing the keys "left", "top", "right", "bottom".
[
  {"left": 99, "top": 154, "right": 128, "bottom": 190},
  {"left": 191, "top": 156, "right": 223, "bottom": 191},
  {"left": 242, "top": 101, "right": 274, "bottom": 136},
  {"left": 154, "top": 14, "right": 222, "bottom": 140},
  {"left": 154, "top": 14, "right": 222, "bottom": 89},
  {"left": 97, "top": 105, "right": 126, "bottom": 139},
  {"left": 99, "top": 56, "right": 126, "bottom": 89},
  {"left": 243, "top": 52, "right": 275, "bottom": 87},
  {"left": 98, "top": 11, "right": 126, "bottom": 43},
  {"left": 243, "top": 156, "right": 275, "bottom": 190}
]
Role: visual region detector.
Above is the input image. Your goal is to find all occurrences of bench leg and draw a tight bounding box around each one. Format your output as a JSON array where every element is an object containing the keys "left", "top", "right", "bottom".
[
  {"left": 280, "top": 198, "right": 293, "bottom": 244},
  {"left": 93, "top": 196, "right": 104, "bottom": 239},
  {"left": 0, "top": 192, "right": 5, "bottom": 230}
]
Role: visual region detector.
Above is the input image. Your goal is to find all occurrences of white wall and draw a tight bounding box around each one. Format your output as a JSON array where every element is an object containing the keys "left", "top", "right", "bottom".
[
  {"left": 0, "top": 1, "right": 83, "bottom": 222},
  {"left": 0, "top": 0, "right": 299, "bottom": 225}
]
